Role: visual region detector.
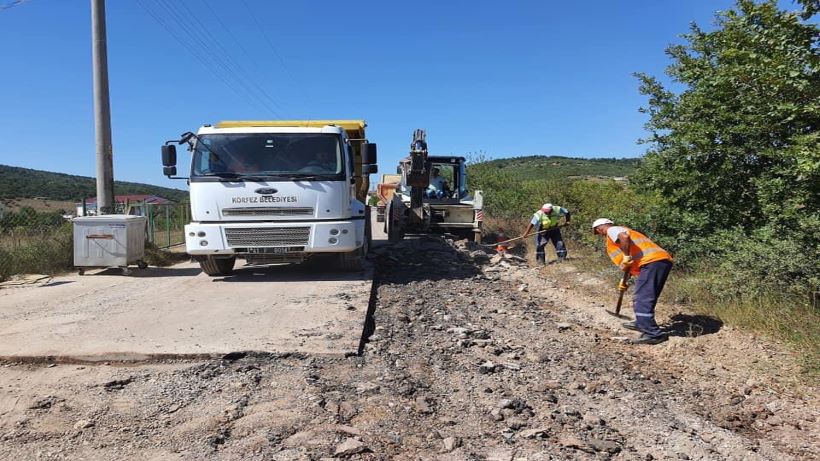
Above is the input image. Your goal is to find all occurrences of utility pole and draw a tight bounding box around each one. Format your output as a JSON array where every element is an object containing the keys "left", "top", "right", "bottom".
[{"left": 91, "top": 0, "right": 114, "bottom": 214}]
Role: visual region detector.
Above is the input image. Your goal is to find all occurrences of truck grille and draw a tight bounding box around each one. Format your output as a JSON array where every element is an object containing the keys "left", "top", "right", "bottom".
[
  {"left": 222, "top": 207, "right": 314, "bottom": 217},
  {"left": 224, "top": 227, "right": 310, "bottom": 247}
]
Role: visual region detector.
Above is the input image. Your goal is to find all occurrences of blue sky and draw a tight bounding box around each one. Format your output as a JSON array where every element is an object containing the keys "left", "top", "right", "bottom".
[{"left": 0, "top": 0, "right": 805, "bottom": 190}]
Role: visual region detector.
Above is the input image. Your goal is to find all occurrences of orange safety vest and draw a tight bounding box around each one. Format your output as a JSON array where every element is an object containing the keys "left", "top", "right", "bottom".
[{"left": 606, "top": 227, "right": 672, "bottom": 276}]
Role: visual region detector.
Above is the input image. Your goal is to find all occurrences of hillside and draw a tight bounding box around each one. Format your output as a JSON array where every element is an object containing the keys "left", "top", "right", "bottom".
[
  {"left": 475, "top": 155, "right": 639, "bottom": 181},
  {"left": 0, "top": 164, "right": 188, "bottom": 203}
]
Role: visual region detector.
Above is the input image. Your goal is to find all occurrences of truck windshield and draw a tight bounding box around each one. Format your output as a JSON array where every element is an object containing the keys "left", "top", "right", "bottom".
[{"left": 191, "top": 133, "right": 343, "bottom": 179}]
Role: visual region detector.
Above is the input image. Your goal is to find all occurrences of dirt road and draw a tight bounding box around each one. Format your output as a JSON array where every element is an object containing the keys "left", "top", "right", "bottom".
[
  {"left": 0, "top": 237, "right": 817, "bottom": 460},
  {"left": 0, "top": 261, "right": 372, "bottom": 360}
]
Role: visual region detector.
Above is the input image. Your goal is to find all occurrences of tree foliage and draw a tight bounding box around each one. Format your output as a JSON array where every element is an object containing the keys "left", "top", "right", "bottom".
[{"left": 634, "top": 0, "right": 819, "bottom": 293}]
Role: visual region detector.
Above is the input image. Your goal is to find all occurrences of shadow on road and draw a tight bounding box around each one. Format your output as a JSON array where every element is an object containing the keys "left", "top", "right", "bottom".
[
  {"left": 664, "top": 313, "right": 724, "bottom": 337},
  {"left": 214, "top": 262, "right": 371, "bottom": 283},
  {"left": 129, "top": 267, "right": 203, "bottom": 277}
]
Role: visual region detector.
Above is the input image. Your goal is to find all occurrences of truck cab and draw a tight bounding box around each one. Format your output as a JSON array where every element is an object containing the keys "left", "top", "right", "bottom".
[{"left": 161, "top": 120, "right": 377, "bottom": 275}]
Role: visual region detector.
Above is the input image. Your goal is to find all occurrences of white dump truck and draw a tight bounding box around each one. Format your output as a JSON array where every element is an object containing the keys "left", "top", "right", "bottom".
[{"left": 160, "top": 120, "right": 378, "bottom": 275}]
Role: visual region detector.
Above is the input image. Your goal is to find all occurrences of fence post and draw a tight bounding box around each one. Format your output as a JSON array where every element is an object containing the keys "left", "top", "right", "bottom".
[
  {"left": 165, "top": 205, "right": 171, "bottom": 247},
  {"left": 145, "top": 205, "right": 154, "bottom": 243}
]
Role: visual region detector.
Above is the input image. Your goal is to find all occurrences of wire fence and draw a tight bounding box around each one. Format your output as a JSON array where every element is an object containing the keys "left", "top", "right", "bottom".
[{"left": 0, "top": 201, "right": 189, "bottom": 281}]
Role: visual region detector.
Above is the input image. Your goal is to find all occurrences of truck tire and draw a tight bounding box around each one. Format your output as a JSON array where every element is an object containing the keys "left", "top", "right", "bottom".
[
  {"left": 199, "top": 256, "right": 236, "bottom": 276},
  {"left": 337, "top": 212, "right": 371, "bottom": 271}
]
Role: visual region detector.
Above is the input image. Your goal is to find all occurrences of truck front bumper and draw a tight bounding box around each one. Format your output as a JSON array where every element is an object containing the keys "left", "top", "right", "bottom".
[{"left": 185, "top": 220, "right": 364, "bottom": 256}]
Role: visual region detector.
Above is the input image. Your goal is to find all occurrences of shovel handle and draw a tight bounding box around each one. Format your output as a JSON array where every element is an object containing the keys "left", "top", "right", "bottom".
[{"left": 615, "top": 271, "right": 631, "bottom": 315}]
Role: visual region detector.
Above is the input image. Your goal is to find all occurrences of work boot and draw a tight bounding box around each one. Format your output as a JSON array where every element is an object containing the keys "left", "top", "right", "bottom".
[
  {"left": 630, "top": 333, "right": 668, "bottom": 345},
  {"left": 621, "top": 321, "right": 639, "bottom": 332}
]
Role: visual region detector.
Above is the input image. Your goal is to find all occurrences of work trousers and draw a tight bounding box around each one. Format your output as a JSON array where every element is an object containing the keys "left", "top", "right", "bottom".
[
  {"left": 633, "top": 259, "right": 673, "bottom": 338},
  {"left": 535, "top": 227, "right": 566, "bottom": 263}
]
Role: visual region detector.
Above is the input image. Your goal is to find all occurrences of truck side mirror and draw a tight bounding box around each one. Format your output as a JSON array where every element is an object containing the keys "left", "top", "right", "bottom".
[
  {"left": 162, "top": 145, "right": 177, "bottom": 167},
  {"left": 364, "top": 164, "right": 378, "bottom": 174},
  {"left": 163, "top": 166, "right": 177, "bottom": 177},
  {"left": 362, "top": 143, "right": 377, "bottom": 164}
]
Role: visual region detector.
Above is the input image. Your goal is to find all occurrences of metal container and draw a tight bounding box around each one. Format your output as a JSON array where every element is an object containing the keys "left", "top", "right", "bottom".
[{"left": 73, "top": 215, "right": 147, "bottom": 275}]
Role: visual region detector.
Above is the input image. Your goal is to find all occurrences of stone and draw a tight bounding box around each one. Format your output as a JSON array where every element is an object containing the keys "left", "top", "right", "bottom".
[
  {"left": 587, "top": 438, "right": 621, "bottom": 454},
  {"left": 442, "top": 436, "right": 462, "bottom": 452},
  {"left": 338, "top": 402, "right": 358, "bottom": 421},
  {"left": 583, "top": 413, "right": 604, "bottom": 426},
  {"left": 505, "top": 418, "right": 528, "bottom": 430},
  {"left": 73, "top": 420, "right": 94, "bottom": 430},
  {"left": 334, "top": 438, "right": 368, "bottom": 457},
  {"left": 558, "top": 434, "right": 591, "bottom": 452},
  {"left": 519, "top": 427, "right": 549, "bottom": 439},
  {"left": 556, "top": 322, "right": 572, "bottom": 331},
  {"left": 415, "top": 396, "right": 433, "bottom": 414},
  {"left": 478, "top": 361, "right": 497, "bottom": 374},
  {"left": 470, "top": 251, "right": 490, "bottom": 264}
]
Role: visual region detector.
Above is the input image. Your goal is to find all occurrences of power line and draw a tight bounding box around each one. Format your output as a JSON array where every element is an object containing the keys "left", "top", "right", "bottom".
[
  {"left": 176, "top": 0, "right": 287, "bottom": 114},
  {"left": 135, "top": 0, "right": 283, "bottom": 117},
  {"left": 135, "top": 0, "right": 268, "bottom": 114},
  {"left": 0, "top": 0, "right": 32, "bottom": 12},
  {"left": 152, "top": 0, "right": 282, "bottom": 116},
  {"left": 239, "top": 0, "right": 314, "bottom": 110}
]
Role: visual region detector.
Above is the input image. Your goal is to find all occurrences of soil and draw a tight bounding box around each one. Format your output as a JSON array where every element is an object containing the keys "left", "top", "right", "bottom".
[{"left": 0, "top": 236, "right": 817, "bottom": 460}]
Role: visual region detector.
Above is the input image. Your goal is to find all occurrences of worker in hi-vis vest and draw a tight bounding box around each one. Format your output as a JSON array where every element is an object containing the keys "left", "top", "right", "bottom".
[
  {"left": 592, "top": 218, "right": 673, "bottom": 345},
  {"left": 523, "top": 203, "right": 571, "bottom": 265}
]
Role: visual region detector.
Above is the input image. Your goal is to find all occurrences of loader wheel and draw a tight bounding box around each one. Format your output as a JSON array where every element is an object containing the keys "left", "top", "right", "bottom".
[
  {"left": 199, "top": 256, "right": 236, "bottom": 276},
  {"left": 386, "top": 202, "right": 404, "bottom": 243}
]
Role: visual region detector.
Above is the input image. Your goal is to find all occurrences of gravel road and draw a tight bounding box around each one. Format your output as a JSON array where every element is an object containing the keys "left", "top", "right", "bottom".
[{"left": 0, "top": 236, "right": 816, "bottom": 460}]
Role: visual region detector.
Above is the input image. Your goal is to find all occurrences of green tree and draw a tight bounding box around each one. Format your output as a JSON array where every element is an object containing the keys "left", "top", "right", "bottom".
[
  {"left": 634, "top": 0, "right": 819, "bottom": 292},
  {"left": 635, "top": 1, "right": 818, "bottom": 233}
]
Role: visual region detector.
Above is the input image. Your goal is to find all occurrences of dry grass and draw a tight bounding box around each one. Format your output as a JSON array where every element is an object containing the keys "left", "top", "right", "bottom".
[{"left": 489, "top": 217, "right": 820, "bottom": 377}]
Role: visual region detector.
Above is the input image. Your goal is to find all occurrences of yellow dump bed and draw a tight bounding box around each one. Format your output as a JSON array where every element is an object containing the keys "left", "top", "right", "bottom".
[{"left": 216, "top": 120, "right": 366, "bottom": 140}]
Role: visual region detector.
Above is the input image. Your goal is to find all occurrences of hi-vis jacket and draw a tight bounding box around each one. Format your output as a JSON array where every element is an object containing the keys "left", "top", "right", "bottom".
[
  {"left": 532, "top": 207, "right": 567, "bottom": 230},
  {"left": 607, "top": 227, "right": 672, "bottom": 276}
]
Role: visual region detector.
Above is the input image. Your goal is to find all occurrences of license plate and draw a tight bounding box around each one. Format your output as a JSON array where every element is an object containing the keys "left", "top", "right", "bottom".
[{"left": 247, "top": 247, "right": 288, "bottom": 254}]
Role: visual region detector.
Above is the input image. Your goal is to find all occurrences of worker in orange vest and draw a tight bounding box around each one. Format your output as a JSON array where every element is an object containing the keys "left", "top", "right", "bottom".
[{"left": 592, "top": 218, "right": 673, "bottom": 345}]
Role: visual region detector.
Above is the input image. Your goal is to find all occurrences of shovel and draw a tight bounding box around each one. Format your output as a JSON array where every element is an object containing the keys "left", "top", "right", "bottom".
[{"left": 607, "top": 271, "right": 632, "bottom": 319}]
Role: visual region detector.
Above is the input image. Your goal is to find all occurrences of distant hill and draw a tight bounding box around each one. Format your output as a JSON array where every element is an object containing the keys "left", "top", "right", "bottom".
[
  {"left": 0, "top": 164, "right": 188, "bottom": 203},
  {"left": 474, "top": 155, "right": 639, "bottom": 181}
]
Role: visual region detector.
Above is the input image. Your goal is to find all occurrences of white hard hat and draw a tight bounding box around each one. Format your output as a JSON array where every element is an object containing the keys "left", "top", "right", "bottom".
[
  {"left": 541, "top": 203, "right": 553, "bottom": 211},
  {"left": 592, "top": 218, "right": 613, "bottom": 229}
]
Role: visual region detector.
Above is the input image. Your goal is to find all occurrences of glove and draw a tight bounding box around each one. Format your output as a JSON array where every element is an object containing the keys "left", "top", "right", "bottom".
[
  {"left": 618, "top": 280, "right": 629, "bottom": 291},
  {"left": 619, "top": 255, "right": 633, "bottom": 271}
]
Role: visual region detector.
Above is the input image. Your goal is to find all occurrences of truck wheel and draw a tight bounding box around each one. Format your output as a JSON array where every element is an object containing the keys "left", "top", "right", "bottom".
[
  {"left": 338, "top": 213, "right": 371, "bottom": 272},
  {"left": 199, "top": 256, "right": 236, "bottom": 276}
]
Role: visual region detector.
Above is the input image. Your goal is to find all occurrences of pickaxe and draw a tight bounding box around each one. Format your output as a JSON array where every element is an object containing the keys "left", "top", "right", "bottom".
[{"left": 607, "top": 270, "right": 632, "bottom": 319}]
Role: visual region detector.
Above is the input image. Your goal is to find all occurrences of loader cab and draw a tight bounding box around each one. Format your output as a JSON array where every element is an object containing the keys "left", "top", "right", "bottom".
[{"left": 397, "top": 155, "right": 469, "bottom": 202}]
